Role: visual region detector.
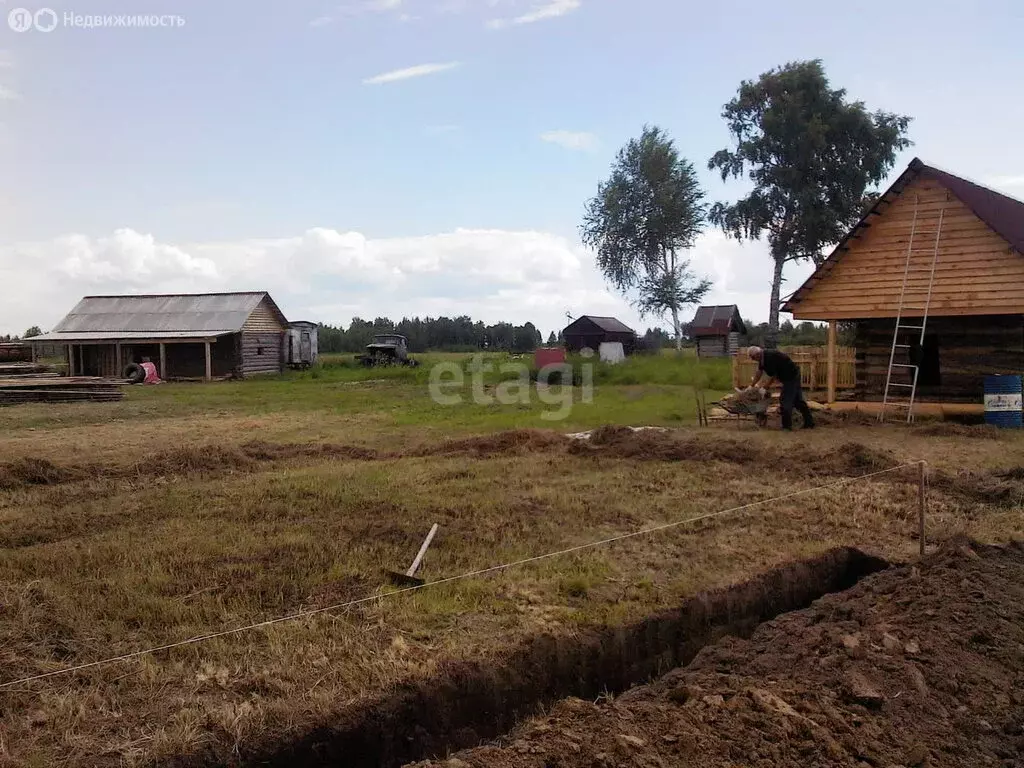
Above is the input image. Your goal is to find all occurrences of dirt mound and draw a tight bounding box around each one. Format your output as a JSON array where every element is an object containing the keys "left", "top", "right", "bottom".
[
  {"left": 912, "top": 422, "right": 1005, "bottom": 439},
  {"left": 415, "top": 429, "right": 568, "bottom": 458},
  {"left": 933, "top": 468, "right": 1024, "bottom": 507},
  {"left": 569, "top": 428, "right": 758, "bottom": 463},
  {"left": 414, "top": 539, "right": 1024, "bottom": 768},
  {"left": 0, "top": 457, "right": 76, "bottom": 489}
]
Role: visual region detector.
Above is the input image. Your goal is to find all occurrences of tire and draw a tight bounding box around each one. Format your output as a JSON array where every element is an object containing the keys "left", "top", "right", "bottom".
[{"left": 123, "top": 363, "right": 145, "bottom": 384}]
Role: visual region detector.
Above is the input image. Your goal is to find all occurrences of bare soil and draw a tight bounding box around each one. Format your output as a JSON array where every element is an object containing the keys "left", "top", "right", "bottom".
[{"left": 412, "top": 538, "right": 1024, "bottom": 768}]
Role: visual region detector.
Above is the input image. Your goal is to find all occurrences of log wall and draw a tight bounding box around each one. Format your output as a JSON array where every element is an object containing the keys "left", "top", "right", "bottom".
[
  {"left": 791, "top": 175, "right": 1024, "bottom": 320},
  {"left": 854, "top": 315, "right": 1024, "bottom": 402},
  {"left": 241, "top": 332, "right": 284, "bottom": 376}
]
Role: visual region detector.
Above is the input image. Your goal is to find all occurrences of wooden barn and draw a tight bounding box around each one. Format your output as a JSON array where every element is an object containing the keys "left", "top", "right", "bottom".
[
  {"left": 690, "top": 305, "right": 746, "bottom": 357},
  {"left": 563, "top": 315, "right": 637, "bottom": 354},
  {"left": 782, "top": 158, "right": 1024, "bottom": 409},
  {"left": 31, "top": 292, "right": 293, "bottom": 381}
]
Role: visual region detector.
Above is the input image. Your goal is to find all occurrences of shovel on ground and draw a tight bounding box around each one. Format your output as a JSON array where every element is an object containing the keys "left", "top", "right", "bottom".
[{"left": 386, "top": 523, "right": 439, "bottom": 587}]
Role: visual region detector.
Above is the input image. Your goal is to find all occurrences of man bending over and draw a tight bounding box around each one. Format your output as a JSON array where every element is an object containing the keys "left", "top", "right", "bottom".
[{"left": 747, "top": 346, "right": 814, "bottom": 431}]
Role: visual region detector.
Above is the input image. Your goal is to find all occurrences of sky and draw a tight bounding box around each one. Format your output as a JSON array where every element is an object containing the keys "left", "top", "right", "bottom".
[{"left": 1, "top": 0, "right": 1023, "bottom": 338}]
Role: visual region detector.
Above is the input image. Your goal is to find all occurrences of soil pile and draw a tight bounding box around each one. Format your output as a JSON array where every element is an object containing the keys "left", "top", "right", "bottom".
[{"left": 410, "top": 539, "right": 1024, "bottom": 768}]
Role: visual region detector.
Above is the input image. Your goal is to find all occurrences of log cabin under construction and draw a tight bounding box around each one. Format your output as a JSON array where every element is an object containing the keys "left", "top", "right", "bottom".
[
  {"left": 30, "top": 292, "right": 306, "bottom": 381},
  {"left": 782, "top": 158, "right": 1024, "bottom": 409}
]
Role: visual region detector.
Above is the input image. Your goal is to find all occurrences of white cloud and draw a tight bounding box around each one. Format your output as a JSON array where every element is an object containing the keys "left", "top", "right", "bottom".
[
  {"left": 363, "top": 61, "right": 460, "bottom": 85},
  {"left": 0, "top": 224, "right": 791, "bottom": 337},
  {"left": 985, "top": 174, "right": 1024, "bottom": 198},
  {"left": 487, "top": 0, "right": 580, "bottom": 28},
  {"left": 540, "top": 130, "right": 598, "bottom": 152},
  {"left": 0, "top": 84, "right": 19, "bottom": 101},
  {"left": 0, "top": 227, "right": 624, "bottom": 336},
  {"left": 0, "top": 52, "right": 14, "bottom": 69}
]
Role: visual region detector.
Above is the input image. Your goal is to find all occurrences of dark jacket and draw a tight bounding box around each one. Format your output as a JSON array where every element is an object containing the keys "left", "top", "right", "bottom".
[{"left": 759, "top": 349, "right": 799, "bottom": 383}]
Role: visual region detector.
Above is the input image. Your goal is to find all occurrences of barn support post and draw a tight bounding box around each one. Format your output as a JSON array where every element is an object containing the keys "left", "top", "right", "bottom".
[
  {"left": 115, "top": 341, "right": 122, "bottom": 378},
  {"left": 159, "top": 343, "right": 167, "bottom": 379},
  {"left": 827, "top": 320, "right": 837, "bottom": 404},
  {"left": 66, "top": 344, "right": 72, "bottom": 377},
  {"left": 204, "top": 341, "right": 212, "bottom": 382}
]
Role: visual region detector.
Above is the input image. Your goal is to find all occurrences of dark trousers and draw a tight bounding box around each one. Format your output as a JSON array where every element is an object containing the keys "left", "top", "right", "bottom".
[{"left": 780, "top": 376, "right": 814, "bottom": 430}]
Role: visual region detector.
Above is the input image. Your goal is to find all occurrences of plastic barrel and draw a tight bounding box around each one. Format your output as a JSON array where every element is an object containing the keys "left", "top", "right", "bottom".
[{"left": 984, "top": 375, "right": 1023, "bottom": 428}]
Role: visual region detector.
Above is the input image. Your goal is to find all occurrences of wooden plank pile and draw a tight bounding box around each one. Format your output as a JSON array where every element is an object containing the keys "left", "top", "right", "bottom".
[
  {"left": 0, "top": 362, "right": 56, "bottom": 378},
  {"left": 0, "top": 377, "right": 125, "bottom": 406}
]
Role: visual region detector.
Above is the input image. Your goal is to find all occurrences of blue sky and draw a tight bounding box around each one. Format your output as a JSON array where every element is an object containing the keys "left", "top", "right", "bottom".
[{"left": 1, "top": 0, "right": 1022, "bottom": 336}]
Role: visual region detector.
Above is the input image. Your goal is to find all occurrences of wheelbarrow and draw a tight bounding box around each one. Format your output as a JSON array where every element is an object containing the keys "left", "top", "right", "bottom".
[{"left": 712, "top": 389, "right": 771, "bottom": 427}]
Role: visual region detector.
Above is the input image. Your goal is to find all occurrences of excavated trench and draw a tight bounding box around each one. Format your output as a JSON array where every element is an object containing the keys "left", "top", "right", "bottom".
[{"left": 234, "top": 547, "right": 890, "bottom": 768}]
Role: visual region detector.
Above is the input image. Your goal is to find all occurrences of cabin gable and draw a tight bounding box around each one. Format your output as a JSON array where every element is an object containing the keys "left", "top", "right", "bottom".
[{"left": 790, "top": 175, "right": 1024, "bottom": 320}]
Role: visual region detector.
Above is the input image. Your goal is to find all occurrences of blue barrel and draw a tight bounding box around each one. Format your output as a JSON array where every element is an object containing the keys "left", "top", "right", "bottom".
[{"left": 984, "top": 375, "right": 1023, "bottom": 428}]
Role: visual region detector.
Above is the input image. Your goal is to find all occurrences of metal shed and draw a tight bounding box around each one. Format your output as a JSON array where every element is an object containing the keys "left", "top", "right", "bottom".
[
  {"left": 286, "top": 321, "right": 319, "bottom": 368},
  {"left": 30, "top": 292, "right": 290, "bottom": 381}
]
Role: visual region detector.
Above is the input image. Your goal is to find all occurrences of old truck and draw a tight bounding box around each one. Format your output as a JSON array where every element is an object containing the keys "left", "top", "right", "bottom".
[{"left": 356, "top": 334, "right": 420, "bottom": 367}]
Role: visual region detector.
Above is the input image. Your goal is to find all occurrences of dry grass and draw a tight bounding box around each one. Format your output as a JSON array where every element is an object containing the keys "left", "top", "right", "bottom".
[{"left": 0, "top": 385, "right": 1022, "bottom": 767}]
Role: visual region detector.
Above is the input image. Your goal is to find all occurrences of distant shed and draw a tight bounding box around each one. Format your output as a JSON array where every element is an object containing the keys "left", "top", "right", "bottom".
[
  {"left": 691, "top": 305, "right": 746, "bottom": 357},
  {"left": 563, "top": 315, "right": 636, "bottom": 355},
  {"left": 30, "top": 292, "right": 291, "bottom": 381}
]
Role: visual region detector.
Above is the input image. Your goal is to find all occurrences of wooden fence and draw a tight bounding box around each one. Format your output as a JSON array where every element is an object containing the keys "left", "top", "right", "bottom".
[{"left": 732, "top": 346, "right": 856, "bottom": 393}]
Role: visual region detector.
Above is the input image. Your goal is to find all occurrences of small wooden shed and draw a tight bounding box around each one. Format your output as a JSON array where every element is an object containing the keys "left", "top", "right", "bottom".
[
  {"left": 782, "top": 157, "right": 1024, "bottom": 407},
  {"left": 562, "top": 315, "right": 637, "bottom": 355},
  {"left": 690, "top": 305, "right": 746, "bottom": 357},
  {"left": 31, "top": 292, "right": 291, "bottom": 381}
]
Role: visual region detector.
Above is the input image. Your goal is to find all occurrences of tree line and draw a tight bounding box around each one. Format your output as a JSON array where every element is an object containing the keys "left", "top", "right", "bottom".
[
  {"left": 317, "top": 316, "right": 545, "bottom": 354},
  {"left": 582, "top": 59, "right": 911, "bottom": 349}
]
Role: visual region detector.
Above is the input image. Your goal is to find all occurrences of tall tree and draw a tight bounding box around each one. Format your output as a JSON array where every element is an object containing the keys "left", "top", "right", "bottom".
[
  {"left": 23, "top": 326, "right": 42, "bottom": 338},
  {"left": 708, "top": 60, "right": 911, "bottom": 346},
  {"left": 581, "top": 125, "right": 712, "bottom": 351}
]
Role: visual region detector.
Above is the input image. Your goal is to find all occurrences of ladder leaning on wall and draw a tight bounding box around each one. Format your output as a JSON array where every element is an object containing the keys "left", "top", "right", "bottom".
[{"left": 878, "top": 196, "right": 945, "bottom": 423}]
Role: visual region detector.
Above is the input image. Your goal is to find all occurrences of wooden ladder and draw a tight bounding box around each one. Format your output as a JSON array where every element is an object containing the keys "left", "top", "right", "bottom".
[{"left": 879, "top": 197, "right": 945, "bottom": 423}]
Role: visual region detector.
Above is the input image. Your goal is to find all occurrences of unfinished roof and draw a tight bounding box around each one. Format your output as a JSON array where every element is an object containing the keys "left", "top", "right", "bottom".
[
  {"left": 690, "top": 305, "right": 746, "bottom": 336},
  {"left": 568, "top": 315, "right": 636, "bottom": 334},
  {"left": 783, "top": 158, "right": 1024, "bottom": 315},
  {"left": 31, "top": 292, "right": 289, "bottom": 342}
]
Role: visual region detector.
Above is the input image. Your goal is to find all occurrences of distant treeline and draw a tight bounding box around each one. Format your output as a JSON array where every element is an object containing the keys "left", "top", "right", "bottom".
[
  {"left": 314, "top": 317, "right": 840, "bottom": 354},
  {"left": 317, "top": 317, "right": 546, "bottom": 354}
]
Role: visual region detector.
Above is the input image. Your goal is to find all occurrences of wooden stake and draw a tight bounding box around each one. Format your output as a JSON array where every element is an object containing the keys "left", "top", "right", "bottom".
[
  {"left": 827, "top": 320, "right": 837, "bottom": 404},
  {"left": 918, "top": 461, "right": 926, "bottom": 557}
]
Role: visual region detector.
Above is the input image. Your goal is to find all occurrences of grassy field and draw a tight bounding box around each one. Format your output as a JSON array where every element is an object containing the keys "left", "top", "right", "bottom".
[{"left": 0, "top": 352, "right": 1021, "bottom": 766}]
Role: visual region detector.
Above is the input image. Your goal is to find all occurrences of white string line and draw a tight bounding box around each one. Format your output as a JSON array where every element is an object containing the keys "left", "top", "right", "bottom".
[{"left": 0, "top": 461, "right": 922, "bottom": 690}]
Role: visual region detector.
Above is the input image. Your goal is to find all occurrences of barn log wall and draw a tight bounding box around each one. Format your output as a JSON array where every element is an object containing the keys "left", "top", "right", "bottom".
[
  {"left": 790, "top": 176, "right": 1024, "bottom": 320},
  {"left": 697, "top": 336, "right": 726, "bottom": 357},
  {"left": 241, "top": 332, "right": 284, "bottom": 376},
  {"left": 855, "top": 315, "right": 1024, "bottom": 402},
  {"left": 239, "top": 296, "right": 286, "bottom": 376}
]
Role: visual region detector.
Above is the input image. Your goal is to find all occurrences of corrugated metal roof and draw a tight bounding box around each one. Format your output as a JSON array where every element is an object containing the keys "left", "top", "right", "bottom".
[
  {"left": 30, "top": 330, "right": 234, "bottom": 343},
  {"left": 690, "top": 305, "right": 746, "bottom": 336},
  {"left": 573, "top": 315, "right": 635, "bottom": 334},
  {"left": 783, "top": 158, "right": 1024, "bottom": 313},
  {"left": 47, "top": 292, "right": 279, "bottom": 335}
]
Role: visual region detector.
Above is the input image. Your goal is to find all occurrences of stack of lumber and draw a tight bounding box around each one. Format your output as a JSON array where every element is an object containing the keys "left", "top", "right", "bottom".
[
  {"left": 0, "top": 377, "right": 124, "bottom": 406},
  {"left": 0, "top": 362, "right": 55, "bottom": 378}
]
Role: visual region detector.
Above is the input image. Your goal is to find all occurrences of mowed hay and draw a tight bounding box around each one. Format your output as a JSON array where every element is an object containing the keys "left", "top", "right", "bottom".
[{"left": 0, "top": 456, "right": 77, "bottom": 489}]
